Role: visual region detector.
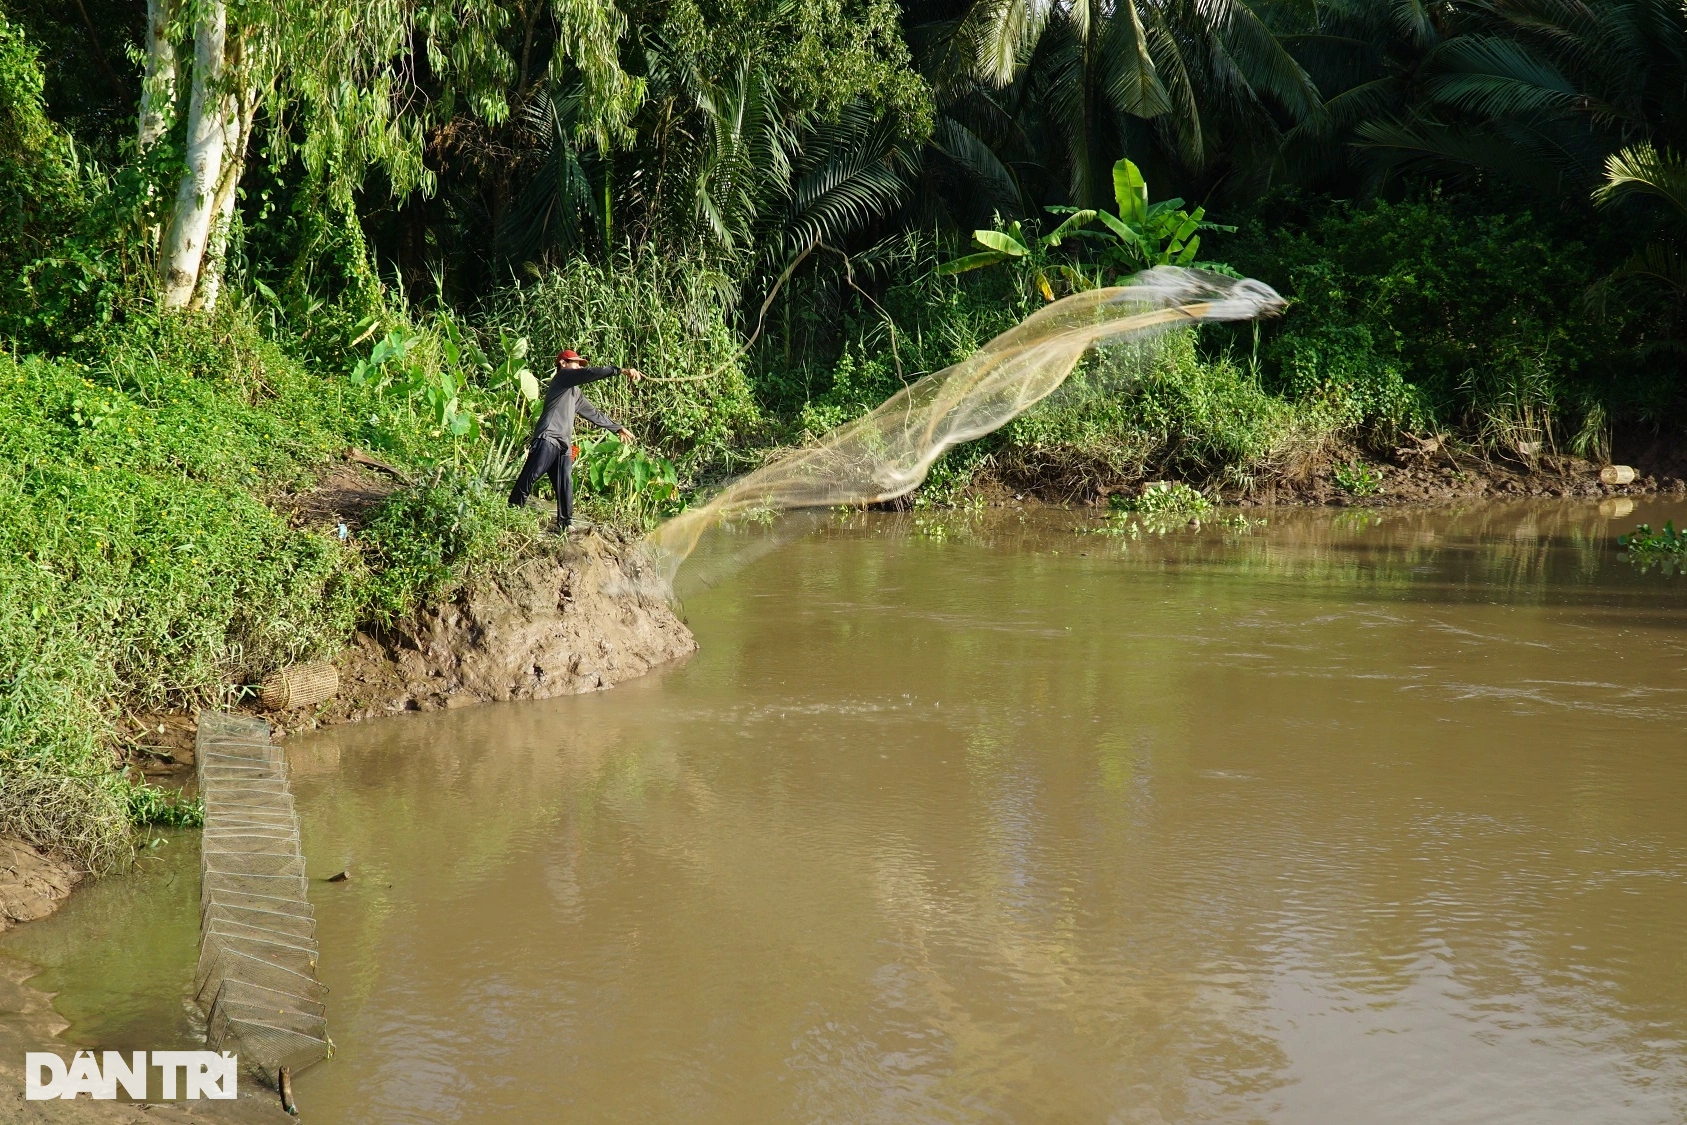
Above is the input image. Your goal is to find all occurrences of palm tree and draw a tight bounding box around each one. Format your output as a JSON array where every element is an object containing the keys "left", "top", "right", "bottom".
[
  {"left": 1329, "top": 0, "right": 1687, "bottom": 193},
  {"left": 912, "top": 0, "right": 1322, "bottom": 213},
  {"left": 1268, "top": 0, "right": 1447, "bottom": 191},
  {"left": 503, "top": 42, "right": 918, "bottom": 288},
  {"left": 1594, "top": 142, "right": 1687, "bottom": 297}
]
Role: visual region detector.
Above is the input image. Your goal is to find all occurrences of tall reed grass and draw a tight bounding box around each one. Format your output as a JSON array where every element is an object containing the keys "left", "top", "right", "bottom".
[{"left": 483, "top": 255, "right": 766, "bottom": 482}]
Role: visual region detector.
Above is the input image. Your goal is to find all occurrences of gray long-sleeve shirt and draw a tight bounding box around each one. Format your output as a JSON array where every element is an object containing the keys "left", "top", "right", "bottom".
[{"left": 532, "top": 366, "right": 623, "bottom": 445}]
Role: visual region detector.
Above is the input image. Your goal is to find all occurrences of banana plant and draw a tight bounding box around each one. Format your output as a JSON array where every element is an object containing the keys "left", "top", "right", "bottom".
[
  {"left": 1074, "top": 159, "right": 1234, "bottom": 273},
  {"left": 935, "top": 211, "right": 1099, "bottom": 301}
]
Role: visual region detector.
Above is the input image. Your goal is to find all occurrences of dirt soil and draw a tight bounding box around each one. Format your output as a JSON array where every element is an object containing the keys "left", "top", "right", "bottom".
[
  {"left": 116, "top": 526, "right": 695, "bottom": 767},
  {"left": 0, "top": 838, "right": 79, "bottom": 934},
  {"left": 1224, "top": 453, "right": 1685, "bottom": 507},
  {"left": 984, "top": 444, "right": 1686, "bottom": 510},
  {"left": 267, "top": 450, "right": 403, "bottom": 534},
  {"left": 285, "top": 525, "right": 695, "bottom": 736}
]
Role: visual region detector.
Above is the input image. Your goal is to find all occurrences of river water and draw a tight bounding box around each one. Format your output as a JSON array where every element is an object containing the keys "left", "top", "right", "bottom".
[{"left": 6, "top": 501, "right": 1687, "bottom": 1122}]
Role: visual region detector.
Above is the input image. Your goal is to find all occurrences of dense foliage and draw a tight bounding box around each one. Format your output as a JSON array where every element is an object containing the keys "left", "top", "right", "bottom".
[
  {"left": 2, "top": 0, "right": 1685, "bottom": 862},
  {"left": 1228, "top": 197, "right": 1657, "bottom": 453}
]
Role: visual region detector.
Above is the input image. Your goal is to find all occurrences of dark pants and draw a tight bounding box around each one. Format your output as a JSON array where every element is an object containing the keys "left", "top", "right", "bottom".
[{"left": 508, "top": 437, "right": 574, "bottom": 526}]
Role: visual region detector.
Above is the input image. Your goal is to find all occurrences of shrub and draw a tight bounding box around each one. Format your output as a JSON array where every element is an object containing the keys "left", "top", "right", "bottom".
[
  {"left": 996, "top": 334, "right": 1337, "bottom": 495},
  {"left": 360, "top": 467, "right": 533, "bottom": 623},
  {"left": 1228, "top": 197, "right": 1631, "bottom": 448},
  {"left": 483, "top": 255, "right": 765, "bottom": 480}
]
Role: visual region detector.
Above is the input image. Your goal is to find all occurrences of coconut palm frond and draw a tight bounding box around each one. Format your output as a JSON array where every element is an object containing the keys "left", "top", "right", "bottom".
[
  {"left": 505, "top": 87, "right": 602, "bottom": 261},
  {"left": 1214, "top": 0, "right": 1325, "bottom": 122},
  {"left": 1353, "top": 117, "right": 1567, "bottom": 185},
  {"left": 766, "top": 103, "right": 915, "bottom": 265},
  {"left": 931, "top": 114, "right": 1026, "bottom": 216},
  {"left": 1594, "top": 142, "right": 1687, "bottom": 216},
  {"left": 1144, "top": 20, "right": 1206, "bottom": 169},
  {"left": 1423, "top": 35, "right": 1625, "bottom": 122},
  {"left": 693, "top": 63, "right": 790, "bottom": 255},
  {"left": 970, "top": 0, "right": 1049, "bottom": 88},
  {"left": 1608, "top": 241, "right": 1687, "bottom": 291},
  {"left": 1390, "top": 0, "right": 1440, "bottom": 49},
  {"left": 1099, "top": 0, "right": 1173, "bottom": 119}
]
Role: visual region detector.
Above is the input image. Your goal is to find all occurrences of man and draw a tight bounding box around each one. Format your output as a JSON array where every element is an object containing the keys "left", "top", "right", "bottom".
[{"left": 509, "top": 349, "right": 644, "bottom": 530}]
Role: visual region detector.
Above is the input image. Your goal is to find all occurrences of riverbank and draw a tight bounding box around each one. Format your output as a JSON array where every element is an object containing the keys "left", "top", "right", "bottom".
[
  {"left": 35, "top": 435, "right": 1684, "bottom": 861},
  {"left": 956, "top": 444, "right": 1683, "bottom": 511},
  {"left": 0, "top": 308, "right": 702, "bottom": 875},
  {"left": 1216, "top": 451, "right": 1680, "bottom": 508},
  {"left": 4, "top": 274, "right": 1682, "bottom": 881},
  {"left": 0, "top": 524, "right": 694, "bottom": 1081},
  {"left": 0, "top": 838, "right": 78, "bottom": 935},
  {"left": 115, "top": 526, "right": 693, "bottom": 777}
]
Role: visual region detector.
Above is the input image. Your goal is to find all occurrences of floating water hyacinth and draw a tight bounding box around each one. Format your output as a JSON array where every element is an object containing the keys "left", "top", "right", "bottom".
[{"left": 1619, "top": 520, "right": 1686, "bottom": 574}]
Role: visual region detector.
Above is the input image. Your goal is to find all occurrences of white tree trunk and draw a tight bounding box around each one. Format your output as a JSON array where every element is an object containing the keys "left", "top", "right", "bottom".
[
  {"left": 160, "top": 0, "right": 227, "bottom": 309},
  {"left": 192, "top": 85, "right": 253, "bottom": 311},
  {"left": 137, "top": 0, "right": 175, "bottom": 152}
]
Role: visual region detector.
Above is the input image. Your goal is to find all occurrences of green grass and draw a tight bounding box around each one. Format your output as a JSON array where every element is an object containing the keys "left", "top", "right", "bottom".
[{"left": 0, "top": 301, "right": 555, "bottom": 869}]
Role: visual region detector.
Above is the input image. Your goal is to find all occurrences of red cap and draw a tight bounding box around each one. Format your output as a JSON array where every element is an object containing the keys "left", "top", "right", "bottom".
[{"left": 557, "top": 349, "right": 583, "bottom": 363}]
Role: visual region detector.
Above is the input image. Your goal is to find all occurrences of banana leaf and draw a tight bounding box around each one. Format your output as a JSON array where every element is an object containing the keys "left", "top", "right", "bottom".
[
  {"left": 972, "top": 229, "right": 1031, "bottom": 255},
  {"left": 936, "top": 250, "right": 1013, "bottom": 275}
]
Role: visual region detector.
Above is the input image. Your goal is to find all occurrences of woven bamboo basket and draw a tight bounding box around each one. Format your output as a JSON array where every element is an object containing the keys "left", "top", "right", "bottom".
[{"left": 259, "top": 662, "right": 340, "bottom": 711}]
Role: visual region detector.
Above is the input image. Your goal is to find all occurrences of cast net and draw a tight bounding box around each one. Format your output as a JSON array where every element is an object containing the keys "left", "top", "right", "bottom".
[
  {"left": 195, "top": 711, "right": 331, "bottom": 1087},
  {"left": 644, "top": 267, "right": 1284, "bottom": 582}
]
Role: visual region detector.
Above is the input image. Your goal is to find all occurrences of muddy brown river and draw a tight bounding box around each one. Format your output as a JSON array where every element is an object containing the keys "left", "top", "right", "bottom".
[{"left": 6, "top": 501, "right": 1687, "bottom": 1122}]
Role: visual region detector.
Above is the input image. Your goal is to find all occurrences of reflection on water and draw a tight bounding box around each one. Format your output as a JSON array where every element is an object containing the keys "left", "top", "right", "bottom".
[
  {"left": 0, "top": 830, "right": 201, "bottom": 1051},
  {"left": 13, "top": 500, "right": 1687, "bottom": 1123}
]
